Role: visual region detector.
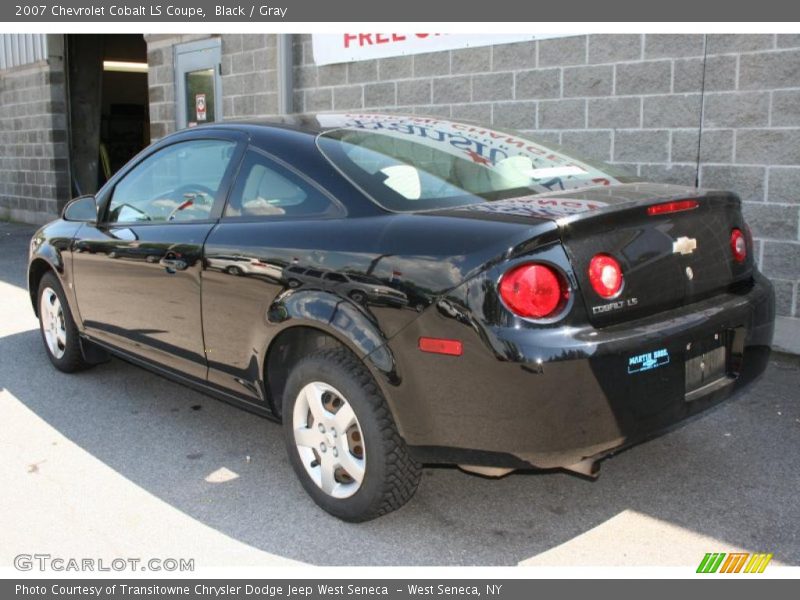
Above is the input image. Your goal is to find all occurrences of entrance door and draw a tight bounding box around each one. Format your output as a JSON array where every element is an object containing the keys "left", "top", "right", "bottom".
[{"left": 175, "top": 38, "right": 222, "bottom": 129}]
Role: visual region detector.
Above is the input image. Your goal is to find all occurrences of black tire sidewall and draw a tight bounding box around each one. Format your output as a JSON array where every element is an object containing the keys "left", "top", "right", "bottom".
[{"left": 283, "top": 353, "right": 392, "bottom": 521}]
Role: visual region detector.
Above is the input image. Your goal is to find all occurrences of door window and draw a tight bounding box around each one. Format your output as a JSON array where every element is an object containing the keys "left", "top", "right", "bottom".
[
  {"left": 107, "top": 139, "right": 236, "bottom": 224},
  {"left": 324, "top": 272, "right": 348, "bottom": 283},
  {"left": 185, "top": 68, "right": 216, "bottom": 124}
]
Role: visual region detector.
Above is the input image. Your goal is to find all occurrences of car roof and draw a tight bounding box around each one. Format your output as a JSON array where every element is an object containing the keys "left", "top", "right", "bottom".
[{"left": 188, "top": 112, "right": 466, "bottom": 136}]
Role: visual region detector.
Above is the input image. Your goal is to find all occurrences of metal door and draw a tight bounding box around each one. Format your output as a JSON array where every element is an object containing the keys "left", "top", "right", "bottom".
[{"left": 175, "top": 38, "right": 222, "bottom": 129}]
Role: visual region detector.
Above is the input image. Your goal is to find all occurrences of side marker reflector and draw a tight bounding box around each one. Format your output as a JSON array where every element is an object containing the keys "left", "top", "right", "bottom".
[{"left": 418, "top": 337, "right": 463, "bottom": 356}]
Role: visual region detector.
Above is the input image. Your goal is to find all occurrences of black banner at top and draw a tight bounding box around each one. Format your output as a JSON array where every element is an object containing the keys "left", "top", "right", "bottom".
[{"left": 1, "top": 0, "right": 800, "bottom": 22}]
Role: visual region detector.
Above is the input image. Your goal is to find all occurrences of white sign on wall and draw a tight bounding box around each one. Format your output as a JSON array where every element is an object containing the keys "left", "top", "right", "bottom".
[{"left": 311, "top": 33, "right": 577, "bottom": 66}]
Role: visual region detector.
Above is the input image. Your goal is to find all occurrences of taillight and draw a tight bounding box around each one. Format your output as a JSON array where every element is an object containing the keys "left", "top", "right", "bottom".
[
  {"left": 588, "top": 254, "right": 623, "bottom": 298},
  {"left": 498, "top": 263, "right": 568, "bottom": 319},
  {"left": 730, "top": 228, "right": 747, "bottom": 263},
  {"left": 646, "top": 199, "right": 699, "bottom": 216}
]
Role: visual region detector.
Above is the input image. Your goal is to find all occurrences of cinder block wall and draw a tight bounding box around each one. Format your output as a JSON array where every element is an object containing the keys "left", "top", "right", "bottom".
[
  {"left": 0, "top": 58, "right": 70, "bottom": 224},
  {"left": 219, "top": 34, "right": 279, "bottom": 118},
  {"left": 288, "top": 33, "right": 800, "bottom": 346}
]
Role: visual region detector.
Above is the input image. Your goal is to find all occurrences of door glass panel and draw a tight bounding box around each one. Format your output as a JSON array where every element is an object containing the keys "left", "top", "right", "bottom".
[
  {"left": 185, "top": 68, "right": 216, "bottom": 126},
  {"left": 108, "top": 139, "right": 236, "bottom": 224}
]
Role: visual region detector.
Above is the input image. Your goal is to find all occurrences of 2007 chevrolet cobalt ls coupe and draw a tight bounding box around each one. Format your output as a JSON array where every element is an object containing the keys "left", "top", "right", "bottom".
[{"left": 28, "top": 113, "right": 775, "bottom": 521}]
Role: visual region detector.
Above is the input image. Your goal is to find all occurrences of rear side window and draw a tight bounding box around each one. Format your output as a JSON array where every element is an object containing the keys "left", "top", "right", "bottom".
[{"left": 225, "top": 149, "right": 340, "bottom": 219}]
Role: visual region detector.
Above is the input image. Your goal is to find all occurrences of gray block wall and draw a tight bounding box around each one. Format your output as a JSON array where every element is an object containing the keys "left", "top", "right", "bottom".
[
  {"left": 0, "top": 58, "right": 70, "bottom": 224},
  {"left": 287, "top": 33, "right": 800, "bottom": 345},
  {"left": 220, "top": 34, "right": 279, "bottom": 119}
]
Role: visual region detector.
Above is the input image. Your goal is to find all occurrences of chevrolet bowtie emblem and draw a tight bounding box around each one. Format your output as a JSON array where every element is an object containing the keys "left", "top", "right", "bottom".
[{"left": 673, "top": 236, "right": 697, "bottom": 255}]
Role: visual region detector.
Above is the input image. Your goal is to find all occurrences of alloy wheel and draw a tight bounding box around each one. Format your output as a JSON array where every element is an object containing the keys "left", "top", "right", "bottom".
[
  {"left": 292, "top": 381, "right": 366, "bottom": 498},
  {"left": 40, "top": 287, "right": 67, "bottom": 359}
]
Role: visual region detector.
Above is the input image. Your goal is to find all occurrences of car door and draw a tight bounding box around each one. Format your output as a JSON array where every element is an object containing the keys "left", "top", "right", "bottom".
[
  {"left": 71, "top": 131, "right": 246, "bottom": 380},
  {"left": 201, "top": 147, "right": 345, "bottom": 405}
]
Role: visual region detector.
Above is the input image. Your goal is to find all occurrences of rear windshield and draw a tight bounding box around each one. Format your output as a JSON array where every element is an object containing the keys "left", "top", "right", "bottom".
[{"left": 316, "top": 115, "right": 636, "bottom": 212}]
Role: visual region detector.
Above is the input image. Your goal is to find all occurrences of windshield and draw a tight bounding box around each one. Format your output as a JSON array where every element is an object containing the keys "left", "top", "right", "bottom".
[{"left": 316, "top": 114, "right": 637, "bottom": 212}]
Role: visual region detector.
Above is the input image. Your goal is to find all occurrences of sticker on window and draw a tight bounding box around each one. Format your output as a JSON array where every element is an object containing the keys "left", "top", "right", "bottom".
[{"left": 196, "top": 93, "right": 207, "bottom": 121}]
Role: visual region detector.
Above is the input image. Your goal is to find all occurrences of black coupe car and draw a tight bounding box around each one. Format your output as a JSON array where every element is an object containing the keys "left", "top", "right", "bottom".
[{"left": 28, "top": 113, "right": 775, "bottom": 521}]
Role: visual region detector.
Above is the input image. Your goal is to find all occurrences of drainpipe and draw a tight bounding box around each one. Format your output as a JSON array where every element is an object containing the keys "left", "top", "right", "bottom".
[{"left": 276, "top": 34, "right": 293, "bottom": 115}]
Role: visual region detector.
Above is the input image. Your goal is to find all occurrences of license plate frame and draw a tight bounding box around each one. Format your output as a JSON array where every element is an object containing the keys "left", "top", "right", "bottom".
[{"left": 684, "top": 335, "right": 730, "bottom": 401}]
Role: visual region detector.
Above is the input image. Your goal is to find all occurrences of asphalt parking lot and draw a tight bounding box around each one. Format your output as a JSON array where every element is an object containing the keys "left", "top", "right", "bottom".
[{"left": 1, "top": 220, "right": 798, "bottom": 567}]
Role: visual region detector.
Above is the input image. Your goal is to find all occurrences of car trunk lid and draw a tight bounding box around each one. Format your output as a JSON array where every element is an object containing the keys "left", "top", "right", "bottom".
[{"left": 439, "top": 183, "right": 754, "bottom": 327}]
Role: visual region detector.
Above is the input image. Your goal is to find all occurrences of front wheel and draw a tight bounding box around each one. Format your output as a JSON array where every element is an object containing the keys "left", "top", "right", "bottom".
[
  {"left": 282, "top": 348, "right": 421, "bottom": 521},
  {"left": 37, "top": 272, "right": 91, "bottom": 373}
]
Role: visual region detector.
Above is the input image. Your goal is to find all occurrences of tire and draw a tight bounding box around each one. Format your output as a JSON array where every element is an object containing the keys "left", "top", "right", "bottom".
[
  {"left": 348, "top": 290, "right": 367, "bottom": 305},
  {"left": 37, "top": 272, "right": 91, "bottom": 373},
  {"left": 282, "top": 348, "right": 421, "bottom": 521}
]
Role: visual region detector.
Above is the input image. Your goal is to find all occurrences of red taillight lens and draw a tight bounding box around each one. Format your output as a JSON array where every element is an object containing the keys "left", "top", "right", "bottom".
[
  {"left": 499, "top": 263, "right": 568, "bottom": 319},
  {"left": 588, "top": 254, "right": 623, "bottom": 298},
  {"left": 731, "top": 228, "right": 747, "bottom": 263},
  {"left": 646, "top": 199, "right": 699, "bottom": 216}
]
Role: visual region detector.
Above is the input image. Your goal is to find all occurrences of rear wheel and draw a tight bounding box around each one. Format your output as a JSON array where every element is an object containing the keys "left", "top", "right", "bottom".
[
  {"left": 37, "top": 272, "right": 90, "bottom": 373},
  {"left": 349, "top": 290, "right": 367, "bottom": 304},
  {"left": 282, "top": 348, "right": 421, "bottom": 521}
]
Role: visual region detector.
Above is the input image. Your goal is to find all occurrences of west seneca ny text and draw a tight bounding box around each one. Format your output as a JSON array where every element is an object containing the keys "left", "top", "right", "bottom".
[
  {"left": 15, "top": 4, "right": 288, "bottom": 19},
  {"left": 17, "top": 584, "right": 504, "bottom": 597}
]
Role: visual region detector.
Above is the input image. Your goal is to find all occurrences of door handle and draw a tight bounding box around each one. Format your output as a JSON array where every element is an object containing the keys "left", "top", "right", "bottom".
[{"left": 159, "top": 257, "right": 188, "bottom": 272}]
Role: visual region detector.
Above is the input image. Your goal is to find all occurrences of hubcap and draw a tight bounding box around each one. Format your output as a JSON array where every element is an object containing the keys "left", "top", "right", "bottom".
[
  {"left": 39, "top": 287, "right": 66, "bottom": 359},
  {"left": 292, "top": 382, "right": 365, "bottom": 499}
]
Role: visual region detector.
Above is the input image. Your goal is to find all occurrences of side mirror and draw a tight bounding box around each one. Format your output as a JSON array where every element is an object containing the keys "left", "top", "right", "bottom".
[{"left": 62, "top": 195, "right": 97, "bottom": 223}]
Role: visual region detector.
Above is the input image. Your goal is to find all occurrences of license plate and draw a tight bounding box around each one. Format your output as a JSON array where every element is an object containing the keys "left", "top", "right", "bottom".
[{"left": 685, "top": 344, "right": 727, "bottom": 399}]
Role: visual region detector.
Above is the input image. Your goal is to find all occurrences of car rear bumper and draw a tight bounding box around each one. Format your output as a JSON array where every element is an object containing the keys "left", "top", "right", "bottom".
[{"left": 384, "top": 273, "right": 775, "bottom": 470}]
